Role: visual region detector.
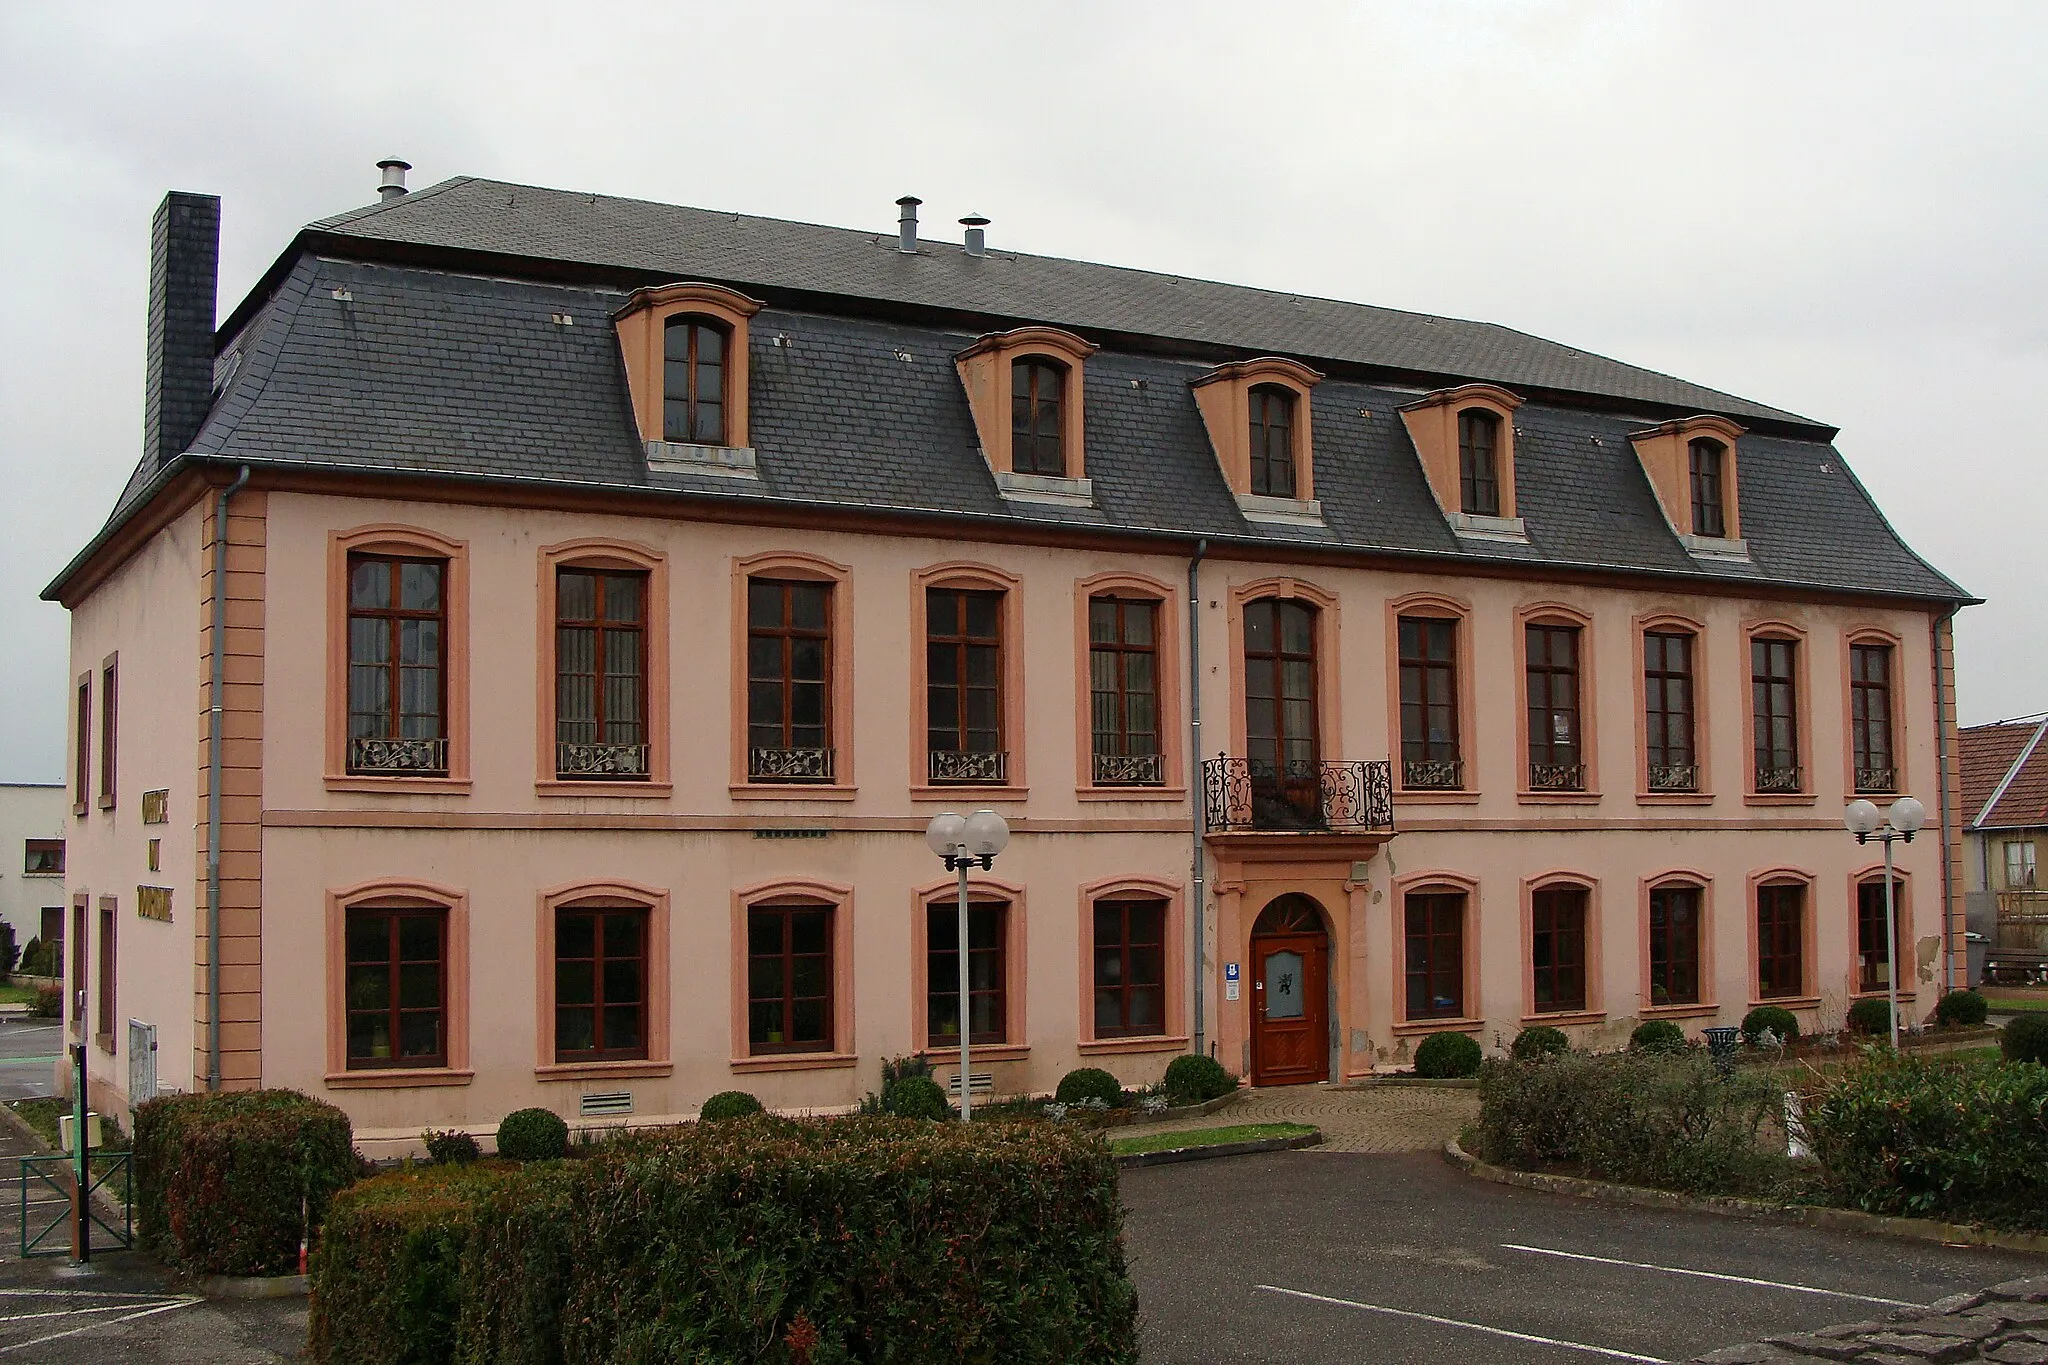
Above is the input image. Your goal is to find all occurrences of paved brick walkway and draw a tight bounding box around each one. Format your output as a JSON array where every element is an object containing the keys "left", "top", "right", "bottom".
[{"left": 1115, "top": 1082, "right": 1479, "bottom": 1154}]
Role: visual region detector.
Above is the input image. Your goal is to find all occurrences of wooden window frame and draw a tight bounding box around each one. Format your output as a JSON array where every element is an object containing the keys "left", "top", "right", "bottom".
[
  {"left": 1398, "top": 614, "right": 1463, "bottom": 787},
  {"left": 538, "top": 539, "right": 670, "bottom": 794},
  {"left": 908, "top": 875, "right": 1030, "bottom": 1061},
  {"left": 553, "top": 566, "right": 651, "bottom": 782},
  {"left": 730, "top": 879, "right": 857, "bottom": 1072},
  {"left": 1688, "top": 438, "right": 1728, "bottom": 539},
  {"left": 1087, "top": 595, "right": 1164, "bottom": 787},
  {"left": 1748, "top": 872, "right": 1816, "bottom": 1006},
  {"left": 324, "top": 879, "right": 472, "bottom": 1087},
  {"left": 1190, "top": 358, "right": 1324, "bottom": 509},
  {"left": 1385, "top": 594, "right": 1477, "bottom": 802},
  {"left": 1394, "top": 878, "right": 1478, "bottom": 1031},
  {"left": 1749, "top": 628, "right": 1805, "bottom": 799},
  {"left": 1628, "top": 415, "right": 1745, "bottom": 541},
  {"left": 954, "top": 327, "right": 1097, "bottom": 481},
  {"left": 72, "top": 674, "right": 89, "bottom": 816},
  {"left": 1852, "top": 873, "right": 1911, "bottom": 998},
  {"left": 747, "top": 578, "right": 835, "bottom": 782},
  {"left": 1398, "top": 384, "right": 1524, "bottom": 526},
  {"left": 551, "top": 902, "right": 650, "bottom": 1063},
  {"left": 924, "top": 900, "right": 1009, "bottom": 1048},
  {"left": 24, "top": 840, "right": 64, "bottom": 877},
  {"left": 1632, "top": 613, "right": 1711, "bottom": 803},
  {"left": 1248, "top": 384, "right": 1299, "bottom": 499},
  {"left": 1074, "top": 573, "right": 1183, "bottom": 799},
  {"left": 1458, "top": 408, "right": 1502, "bottom": 517},
  {"left": 2008, "top": 841, "right": 2038, "bottom": 890},
  {"left": 1845, "top": 632, "right": 1900, "bottom": 796},
  {"left": 613, "top": 281, "right": 762, "bottom": 449},
  {"left": 1089, "top": 897, "right": 1169, "bottom": 1040},
  {"left": 326, "top": 525, "right": 471, "bottom": 793},
  {"left": 661, "top": 314, "right": 731, "bottom": 446},
  {"left": 1077, "top": 875, "right": 1187, "bottom": 1053},
  {"left": 731, "top": 551, "right": 855, "bottom": 797},
  {"left": 1644, "top": 878, "right": 1708, "bottom": 1012},
  {"left": 1226, "top": 577, "right": 1343, "bottom": 767},
  {"left": 94, "top": 896, "right": 116, "bottom": 1052},
  {"left": 1643, "top": 629, "right": 1698, "bottom": 792},
  {"left": 535, "top": 881, "right": 671, "bottom": 1079},
  {"left": 1517, "top": 605, "right": 1595, "bottom": 799},
  {"left": 1010, "top": 357, "right": 1068, "bottom": 478},
  {"left": 69, "top": 896, "right": 86, "bottom": 1030},
  {"left": 910, "top": 563, "right": 1025, "bottom": 798},
  {"left": 97, "top": 655, "right": 117, "bottom": 810},
  {"left": 1525, "top": 879, "right": 1596, "bottom": 1019},
  {"left": 341, "top": 902, "right": 448, "bottom": 1071},
  {"left": 345, "top": 553, "right": 449, "bottom": 772}
]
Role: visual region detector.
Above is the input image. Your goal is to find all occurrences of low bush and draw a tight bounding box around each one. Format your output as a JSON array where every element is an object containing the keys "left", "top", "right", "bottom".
[
  {"left": 1629, "top": 1020, "right": 1687, "bottom": 1055},
  {"left": 1807, "top": 1053, "right": 2048, "bottom": 1229},
  {"left": 424, "top": 1129, "right": 481, "bottom": 1165},
  {"left": 133, "top": 1089, "right": 356, "bottom": 1275},
  {"left": 2004, "top": 1012, "right": 2048, "bottom": 1066},
  {"left": 1934, "top": 989, "right": 1990, "bottom": 1027},
  {"left": 1740, "top": 1005, "right": 1800, "bottom": 1046},
  {"left": 883, "top": 1076, "right": 952, "bottom": 1121},
  {"left": 0, "top": 923, "right": 17, "bottom": 980},
  {"left": 29, "top": 984, "right": 60, "bottom": 1018},
  {"left": 1845, "top": 997, "right": 1893, "bottom": 1037},
  {"left": 1056, "top": 1067, "right": 1124, "bottom": 1107},
  {"left": 1476, "top": 1051, "right": 1793, "bottom": 1197},
  {"left": 1510, "top": 1025, "right": 1570, "bottom": 1061},
  {"left": 495, "top": 1108, "right": 568, "bottom": 1162},
  {"left": 698, "top": 1090, "right": 765, "bottom": 1121},
  {"left": 1413, "top": 1031, "right": 1483, "bottom": 1078},
  {"left": 1163, "top": 1054, "right": 1238, "bottom": 1105}
]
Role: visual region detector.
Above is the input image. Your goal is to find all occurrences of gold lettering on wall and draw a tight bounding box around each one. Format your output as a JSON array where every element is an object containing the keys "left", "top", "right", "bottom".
[
  {"left": 141, "top": 790, "right": 168, "bottom": 825},
  {"left": 136, "top": 886, "right": 173, "bottom": 923}
]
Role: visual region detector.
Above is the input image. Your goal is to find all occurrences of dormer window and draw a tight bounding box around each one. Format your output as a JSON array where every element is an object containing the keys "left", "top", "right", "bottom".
[
  {"left": 1688, "top": 438, "right": 1727, "bottom": 538},
  {"left": 663, "top": 316, "right": 728, "bottom": 446},
  {"left": 1011, "top": 358, "right": 1067, "bottom": 477},
  {"left": 956, "top": 326, "right": 1097, "bottom": 505},
  {"left": 1190, "top": 357, "right": 1324, "bottom": 525},
  {"left": 1399, "top": 384, "right": 1525, "bottom": 541},
  {"left": 1249, "top": 385, "right": 1297, "bottom": 498},
  {"left": 1458, "top": 409, "right": 1502, "bottom": 517}
]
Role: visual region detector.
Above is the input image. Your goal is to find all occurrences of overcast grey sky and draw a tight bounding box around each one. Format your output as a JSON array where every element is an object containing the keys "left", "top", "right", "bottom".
[{"left": 2, "top": 1, "right": 2042, "bottom": 782}]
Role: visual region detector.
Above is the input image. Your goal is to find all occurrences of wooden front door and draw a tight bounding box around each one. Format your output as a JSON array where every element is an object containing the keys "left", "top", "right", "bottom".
[{"left": 1250, "top": 895, "right": 1330, "bottom": 1086}]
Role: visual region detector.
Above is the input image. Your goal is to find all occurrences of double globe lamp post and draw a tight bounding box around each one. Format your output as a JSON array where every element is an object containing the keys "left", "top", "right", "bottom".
[
  {"left": 1843, "top": 794, "right": 1926, "bottom": 1052},
  {"left": 924, "top": 809, "right": 1010, "bottom": 1122}
]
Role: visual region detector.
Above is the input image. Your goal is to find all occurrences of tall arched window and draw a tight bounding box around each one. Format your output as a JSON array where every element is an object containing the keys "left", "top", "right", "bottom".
[
  {"left": 1244, "top": 598, "right": 1318, "bottom": 824},
  {"left": 1010, "top": 358, "right": 1066, "bottom": 477},
  {"left": 1248, "top": 385, "right": 1297, "bottom": 497},
  {"left": 1458, "top": 409, "right": 1501, "bottom": 516},
  {"left": 663, "top": 315, "right": 729, "bottom": 445},
  {"left": 1689, "top": 438, "right": 1727, "bottom": 538}
]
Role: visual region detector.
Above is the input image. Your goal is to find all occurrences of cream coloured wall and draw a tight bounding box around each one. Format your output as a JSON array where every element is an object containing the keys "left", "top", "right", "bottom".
[{"left": 0, "top": 784, "right": 67, "bottom": 953}]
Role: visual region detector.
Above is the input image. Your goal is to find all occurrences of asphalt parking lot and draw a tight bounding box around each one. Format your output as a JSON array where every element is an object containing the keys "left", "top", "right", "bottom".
[{"left": 1123, "top": 1149, "right": 2048, "bottom": 1363}]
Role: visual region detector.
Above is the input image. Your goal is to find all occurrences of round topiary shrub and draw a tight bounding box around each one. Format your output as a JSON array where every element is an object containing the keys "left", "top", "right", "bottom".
[
  {"left": 1413, "top": 1031, "right": 1483, "bottom": 1079},
  {"left": 421, "top": 1128, "right": 480, "bottom": 1164},
  {"left": 699, "top": 1090, "right": 765, "bottom": 1121},
  {"left": 1629, "top": 1019, "right": 1687, "bottom": 1055},
  {"left": 1934, "top": 989, "right": 1990, "bottom": 1027},
  {"left": 1162, "top": 1054, "right": 1238, "bottom": 1105},
  {"left": 883, "top": 1076, "right": 952, "bottom": 1121},
  {"left": 1846, "top": 997, "right": 1894, "bottom": 1037},
  {"left": 2002, "top": 1012, "right": 2048, "bottom": 1066},
  {"left": 1510, "top": 1025, "right": 1570, "bottom": 1061},
  {"left": 1740, "top": 1005, "right": 1800, "bottom": 1046},
  {"left": 495, "top": 1107, "right": 569, "bottom": 1161},
  {"left": 1055, "top": 1067, "right": 1124, "bottom": 1107}
]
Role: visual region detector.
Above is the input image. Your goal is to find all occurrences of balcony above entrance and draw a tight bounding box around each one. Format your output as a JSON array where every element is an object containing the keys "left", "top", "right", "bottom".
[{"left": 1202, "top": 756, "right": 1394, "bottom": 837}]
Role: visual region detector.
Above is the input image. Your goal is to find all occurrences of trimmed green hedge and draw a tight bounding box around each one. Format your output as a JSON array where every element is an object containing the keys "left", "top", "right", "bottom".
[
  {"left": 2005, "top": 1012, "right": 2048, "bottom": 1065},
  {"left": 309, "top": 1117, "right": 1138, "bottom": 1364},
  {"left": 1934, "top": 989, "right": 1989, "bottom": 1027},
  {"left": 698, "top": 1090, "right": 764, "bottom": 1121},
  {"left": 1845, "top": 997, "right": 1893, "bottom": 1037},
  {"left": 495, "top": 1108, "right": 567, "bottom": 1162},
  {"left": 1414, "top": 1031, "right": 1482, "bottom": 1078},
  {"left": 1629, "top": 1020, "right": 1687, "bottom": 1054},
  {"left": 1163, "top": 1054, "right": 1238, "bottom": 1105},
  {"left": 1510, "top": 1025, "right": 1569, "bottom": 1060},
  {"left": 1740, "top": 1005, "right": 1800, "bottom": 1045},
  {"left": 134, "top": 1089, "right": 356, "bottom": 1275},
  {"left": 883, "top": 1076, "right": 951, "bottom": 1120},
  {"left": 1055, "top": 1067, "right": 1123, "bottom": 1106}
]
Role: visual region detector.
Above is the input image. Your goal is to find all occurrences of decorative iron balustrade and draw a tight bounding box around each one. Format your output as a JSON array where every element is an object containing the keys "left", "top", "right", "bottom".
[
  {"left": 749, "top": 747, "right": 836, "bottom": 782},
  {"left": 1755, "top": 765, "right": 1803, "bottom": 794},
  {"left": 1202, "top": 755, "right": 1393, "bottom": 834},
  {"left": 1854, "top": 767, "right": 1897, "bottom": 795},
  {"left": 1647, "top": 763, "right": 1699, "bottom": 793},
  {"left": 1402, "top": 758, "right": 1464, "bottom": 792},
  {"left": 1092, "top": 752, "right": 1165, "bottom": 786},
  {"left": 1528, "top": 762, "right": 1586, "bottom": 793},
  {"left": 349, "top": 736, "right": 448, "bottom": 775},
  {"left": 929, "top": 749, "right": 1007, "bottom": 785},
  {"left": 557, "top": 743, "right": 649, "bottom": 779}
]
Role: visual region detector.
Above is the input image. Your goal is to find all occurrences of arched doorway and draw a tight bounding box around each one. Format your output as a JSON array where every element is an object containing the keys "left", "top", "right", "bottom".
[{"left": 1249, "top": 894, "right": 1330, "bottom": 1086}]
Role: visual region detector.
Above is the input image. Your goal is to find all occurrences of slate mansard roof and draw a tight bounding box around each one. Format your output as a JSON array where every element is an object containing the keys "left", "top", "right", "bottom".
[{"left": 71, "top": 177, "right": 1968, "bottom": 605}]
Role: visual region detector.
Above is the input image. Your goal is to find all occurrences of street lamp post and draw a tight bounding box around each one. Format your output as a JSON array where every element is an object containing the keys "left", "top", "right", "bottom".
[
  {"left": 924, "top": 809, "right": 1010, "bottom": 1122},
  {"left": 1844, "top": 795, "right": 1926, "bottom": 1052}
]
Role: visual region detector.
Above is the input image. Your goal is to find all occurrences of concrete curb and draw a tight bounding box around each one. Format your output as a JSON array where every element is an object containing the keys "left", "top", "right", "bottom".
[
  {"left": 1118, "top": 1128, "right": 1323, "bottom": 1168},
  {"left": 198, "top": 1273, "right": 308, "bottom": 1300},
  {"left": 1443, "top": 1136, "right": 2048, "bottom": 1254},
  {"left": 1153, "top": 1089, "right": 1245, "bottom": 1120}
]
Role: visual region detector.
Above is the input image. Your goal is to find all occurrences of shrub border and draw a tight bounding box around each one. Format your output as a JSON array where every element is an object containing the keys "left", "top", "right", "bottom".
[{"left": 1442, "top": 1135, "right": 2048, "bottom": 1255}]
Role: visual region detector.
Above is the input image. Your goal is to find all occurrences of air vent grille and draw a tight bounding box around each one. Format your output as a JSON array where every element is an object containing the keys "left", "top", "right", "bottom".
[{"left": 579, "top": 1091, "right": 633, "bottom": 1117}]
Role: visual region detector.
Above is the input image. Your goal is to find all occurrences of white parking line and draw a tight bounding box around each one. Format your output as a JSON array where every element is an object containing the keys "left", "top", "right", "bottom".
[
  {"left": 1500, "top": 1244, "right": 1920, "bottom": 1307},
  {"left": 0, "top": 1302, "right": 184, "bottom": 1324},
  {"left": 1256, "top": 1285, "right": 1669, "bottom": 1362},
  {"left": 0, "top": 1298, "right": 202, "bottom": 1353}
]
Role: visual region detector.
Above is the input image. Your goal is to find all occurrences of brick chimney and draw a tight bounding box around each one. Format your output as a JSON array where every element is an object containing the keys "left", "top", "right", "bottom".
[{"left": 144, "top": 191, "right": 221, "bottom": 468}]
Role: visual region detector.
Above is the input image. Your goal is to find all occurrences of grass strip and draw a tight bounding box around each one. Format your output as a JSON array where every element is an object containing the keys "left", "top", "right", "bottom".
[
  {"left": 0, "top": 983, "right": 45, "bottom": 1007},
  {"left": 1110, "top": 1122, "right": 1314, "bottom": 1157},
  {"left": 1983, "top": 993, "right": 2048, "bottom": 1014}
]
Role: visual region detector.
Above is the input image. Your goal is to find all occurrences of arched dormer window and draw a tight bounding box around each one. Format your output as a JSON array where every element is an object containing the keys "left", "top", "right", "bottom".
[
  {"left": 1011, "top": 357, "right": 1067, "bottom": 477},
  {"left": 1191, "top": 357, "right": 1324, "bottom": 524},
  {"left": 663, "top": 315, "right": 729, "bottom": 446},
  {"left": 1688, "top": 438, "right": 1727, "bottom": 539},
  {"left": 1249, "top": 385, "right": 1298, "bottom": 497},
  {"left": 1458, "top": 408, "right": 1501, "bottom": 516}
]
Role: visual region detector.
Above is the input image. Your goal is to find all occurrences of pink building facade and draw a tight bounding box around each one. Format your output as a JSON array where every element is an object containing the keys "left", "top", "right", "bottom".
[{"left": 49, "top": 180, "right": 1971, "bottom": 1152}]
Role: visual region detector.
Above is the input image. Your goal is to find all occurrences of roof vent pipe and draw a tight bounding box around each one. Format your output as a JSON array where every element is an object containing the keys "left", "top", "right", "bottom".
[
  {"left": 960, "top": 214, "right": 989, "bottom": 258},
  {"left": 896, "top": 195, "right": 920, "bottom": 253},
  {"left": 377, "top": 159, "right": 412, "bottom": 201}
]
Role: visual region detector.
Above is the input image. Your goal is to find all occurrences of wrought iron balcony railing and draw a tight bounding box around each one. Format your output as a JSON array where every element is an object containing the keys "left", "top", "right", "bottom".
[
  {"left": 1202, "top": 756, "right": 1393, "bottom": 834},
  {"left": 1092, "top": 751, "right": 1165, "bottom": 787},
  {"left": 1647, "top": 763, "right": 1698, "bottom": 793},
  {"left": 1854, "top": 766, "right": 1897, "bottom": 794},
  {"left": 749, "top": 746, "right": 836, "bottom": 782},
  {"left": 929, "top": 749, "right": 1008, "bottom": 785},
  {"left": 1401, "top": 758, "right": 1464, "bottom": 791},
  {"left": 349, "top": 736, "right": 449, "bottom": 776},
  {"left": 1528, "top": 762, "right": 1586, "bottom": 793},
  {"left": 1755, "top": 764, "right": 1803, "bottom": 794},
  {"left": 557, "top": 743, "right": 649, "bottom": 779}
]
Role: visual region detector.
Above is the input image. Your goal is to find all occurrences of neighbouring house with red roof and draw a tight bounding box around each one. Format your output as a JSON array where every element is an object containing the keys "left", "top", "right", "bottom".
[{"left": 1962, "top": 716, "right": 2048, "bottom": 982}]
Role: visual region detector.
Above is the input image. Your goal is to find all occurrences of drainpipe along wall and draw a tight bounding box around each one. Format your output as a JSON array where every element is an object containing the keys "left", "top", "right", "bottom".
[
  {"left": 206, "top": 465, "right": 251, "bottom": 1091},
  {"left": 1188, "top": 539, "right": 1208, "bottom": 1059}
]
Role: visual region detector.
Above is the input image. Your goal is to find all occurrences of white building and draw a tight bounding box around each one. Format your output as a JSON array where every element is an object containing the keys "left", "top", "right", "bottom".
[{"left": 0, "top": 783, "right": 67, "bottom": 968}]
